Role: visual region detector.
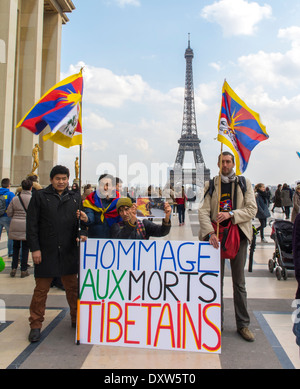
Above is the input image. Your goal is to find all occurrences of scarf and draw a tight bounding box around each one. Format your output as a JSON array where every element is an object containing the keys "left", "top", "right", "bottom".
[
  {"left": 257, "top": 189, "right": 268, "bottom": 203},
  {"left": 83, "top": 191, "right": 121, "bottom": 226},
  {"left": 221, "top": 170, "right": 236, "bottom": 183}
]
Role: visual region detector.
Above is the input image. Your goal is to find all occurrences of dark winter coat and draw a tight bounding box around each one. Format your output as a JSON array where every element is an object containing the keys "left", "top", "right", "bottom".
[
  {"left": 273, "top": 188, "right": 282, "bottom": 207},
  {"left": 293, "top": 213, "right": 300, "bottom": 299},
  {"left": 111, "top": 218, "right": 171, "bottom": 240},
  {"left": 26, "top": 185, "right": 87, "bottom": 278},
  {"left": 281, "top": 187, "right": 293, "bottom": 207},
  {"left": 255, "top": 190, "right": 271, "bottom": 220}
]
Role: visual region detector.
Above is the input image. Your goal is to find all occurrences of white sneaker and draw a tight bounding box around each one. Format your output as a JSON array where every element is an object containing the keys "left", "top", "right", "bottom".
[{"left": 261, "top": 238, "right": 268, "bottom": 243}]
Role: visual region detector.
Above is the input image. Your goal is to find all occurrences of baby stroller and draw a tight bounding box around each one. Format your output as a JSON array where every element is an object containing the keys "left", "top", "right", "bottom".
[{"left": 268, "top": 220, "right": 294, "bottom": 280}]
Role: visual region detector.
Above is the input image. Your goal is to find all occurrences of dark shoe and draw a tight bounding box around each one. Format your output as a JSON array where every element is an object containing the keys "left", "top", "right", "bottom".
[
  {"left": 237, "top": 327, "right": 255, "bottom": 342},
  {"left": 28, "top": 328, "right": 41, "bottom": 343},
  {"left": 21, "top": 270, "right": 29, "bottom": 278},
  {"left": 10, "top": 269, "right": 17, "bottom": 277}
]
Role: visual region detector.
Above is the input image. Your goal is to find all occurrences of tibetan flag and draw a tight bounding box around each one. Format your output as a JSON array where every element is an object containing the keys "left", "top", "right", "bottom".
[
  {"left": 83, "top": 192, "right": 121, "bottom": 226},
  {"left": 218, "top": 81, "right": 269, "bottom": 175},
  {"left": 16, "top": 71, "right": 83, "bottom": 148},
  {"left": 297, "top": 152, "right": 300, "bottom": 159}
]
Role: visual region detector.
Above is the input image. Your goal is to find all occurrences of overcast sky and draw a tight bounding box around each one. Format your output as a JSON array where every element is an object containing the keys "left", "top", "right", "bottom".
[{"left": 57, "top": 0, "right": 300, "bottom": 188}]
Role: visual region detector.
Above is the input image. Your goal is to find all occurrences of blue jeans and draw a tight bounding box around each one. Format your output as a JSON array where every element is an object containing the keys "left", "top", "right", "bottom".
[
  {"left": 0, "top": 215, "right": 13, "bottom": 256},
  {"left": 177, "top": 204, "right": 185, "bottom": 224}
]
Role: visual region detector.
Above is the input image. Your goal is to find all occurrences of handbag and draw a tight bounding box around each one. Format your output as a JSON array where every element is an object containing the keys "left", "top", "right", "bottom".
[
  {"left": 212, "top": 179, "right": 241, "bottom": 259},
  {"left": 212, "top": 220, "right": 240, "bottom": 259},
  {"left": 18, "top": 194, "right": 27, "bottom": 213}
]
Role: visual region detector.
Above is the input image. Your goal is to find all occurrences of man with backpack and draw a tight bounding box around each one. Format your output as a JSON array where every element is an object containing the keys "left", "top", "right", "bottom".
[
  {"left": 0, "top": 178, "right": 15, "bottom": 257},
  {"left": 198, "top": 152, "right": 257, "bottom": 342}
]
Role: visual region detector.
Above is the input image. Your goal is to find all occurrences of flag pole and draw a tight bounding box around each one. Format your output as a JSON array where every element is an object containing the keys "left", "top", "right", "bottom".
[
  {"left": 76, "top": 145, "right": 82, "bottom": 346},
  {"left": 217, "top": 142, "right": 223, "bottom": 240},
  {"left": 76, "top": 68, "right": 84, "bottom": 345},
  {"left": 76, "top": 77, "right": 83, "bottom": 343}
]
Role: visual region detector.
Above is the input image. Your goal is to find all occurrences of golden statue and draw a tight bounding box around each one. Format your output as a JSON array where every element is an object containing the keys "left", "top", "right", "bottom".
[
  {"left": 31, "top": 143, "right": 41, "bottom": 176},
  {"left": 75, "top": 156, "right": 79, "bottom": 180}
]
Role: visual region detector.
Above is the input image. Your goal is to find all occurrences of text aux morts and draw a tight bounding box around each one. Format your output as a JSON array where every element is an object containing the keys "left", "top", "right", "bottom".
[{"left": 79, "top": 239, "right": 221, "bottom": 352}]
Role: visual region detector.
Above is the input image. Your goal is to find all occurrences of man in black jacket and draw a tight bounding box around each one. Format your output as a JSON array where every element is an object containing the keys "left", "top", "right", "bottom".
[
  {"left": 26, "top": 165, "right": 87, "bottom": 342},
  {"left": 111, "top": 197, "right": 171, "bottom": 240}
]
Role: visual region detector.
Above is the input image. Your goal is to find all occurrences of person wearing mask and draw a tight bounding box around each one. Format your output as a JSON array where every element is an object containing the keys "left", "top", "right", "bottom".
[{"left": 80, "top": 174, "right": 121, "bottom": 238}]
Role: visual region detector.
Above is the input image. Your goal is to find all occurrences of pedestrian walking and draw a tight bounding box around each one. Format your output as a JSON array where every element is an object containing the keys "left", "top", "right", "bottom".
[
  {"left": 281, "top": 183, "right": 293, "bottom": 219},
  {"left": 255, "top": 183, "right": 271, "bottom": 243},
  {"left": 265, "top": 186, "right": 272, "bottom": 207},
  {"left": 6, "top": 179, "right": 32, "bottom": 278},
  {"left": 271, "top": 184, "right": 284, "bottom": 213},
  {"left": 176, "top": 186, "right": 187, "bottom": 226}
]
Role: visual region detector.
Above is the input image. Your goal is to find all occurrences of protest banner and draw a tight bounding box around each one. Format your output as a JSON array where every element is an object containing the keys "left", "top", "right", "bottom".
[{"left": 78, "top": 238, "right": 221, "bottom": 353}]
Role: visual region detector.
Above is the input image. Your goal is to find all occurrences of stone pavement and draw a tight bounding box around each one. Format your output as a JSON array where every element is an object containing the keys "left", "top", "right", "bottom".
[{"left": 0, "top": 208, "right": 299, "bottom": 370}]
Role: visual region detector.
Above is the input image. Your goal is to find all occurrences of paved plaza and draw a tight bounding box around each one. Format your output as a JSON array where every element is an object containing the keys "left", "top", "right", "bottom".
[{"left": 0, "top": 208, "right": 299, "bottom": 370}]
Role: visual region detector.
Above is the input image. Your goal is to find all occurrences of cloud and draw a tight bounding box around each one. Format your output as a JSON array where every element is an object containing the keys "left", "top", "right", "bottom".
[
  {"left": 201, "top": 0, "right": 272, "bottom": 37},
  {"left": 113, "top": 0, "right": 140, "bottom": 7},
  {"left": 237, "top": 26, "right": 300, "bottom": 88},
  {"left": 209, "top": 62, "right": 222, "bottom": 71},
  {"left": 89, "top": 140, "right": 109, "bottom": 152},
  {"left": 84, "top": 112, "right": 114, "bottom": 131},
  {"left": 63, "top": 62, "right": 223, "bottom": 182},
  {"left": 65, "top": 62, "right": 183, "bottom": 110},
  {"left": 82, "top": 64, "right": 148, "bottom": 107},
  {"left": 278, "top": 26, "right": 300, "bottom": 44},
  {"left": 60, "top": 55, "right": 300, "bottom": 187}
]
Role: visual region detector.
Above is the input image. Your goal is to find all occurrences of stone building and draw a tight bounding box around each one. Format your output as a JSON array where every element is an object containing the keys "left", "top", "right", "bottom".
[{"left": 0, "top": 0, "right": 75, "bottom": 185}]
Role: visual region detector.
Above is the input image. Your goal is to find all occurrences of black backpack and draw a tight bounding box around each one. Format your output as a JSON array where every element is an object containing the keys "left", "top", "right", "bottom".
[{"left": 0, "top": 195, "right": 6, "bottom": 216}]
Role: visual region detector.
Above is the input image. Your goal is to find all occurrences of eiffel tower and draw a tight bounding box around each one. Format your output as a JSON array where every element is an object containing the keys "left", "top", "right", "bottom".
[{"left": 173, "top": 35, "right": 210, "bottom": 184}]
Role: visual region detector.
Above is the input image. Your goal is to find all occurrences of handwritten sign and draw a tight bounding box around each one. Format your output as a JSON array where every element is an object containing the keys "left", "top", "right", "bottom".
[{"left": 78, "top": 238, "right": 221, "bottom": 353}]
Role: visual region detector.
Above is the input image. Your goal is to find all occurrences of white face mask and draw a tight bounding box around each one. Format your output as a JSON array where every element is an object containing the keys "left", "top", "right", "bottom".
[{"left": 96, "top": 179, "right": 113, "bottom": 199}]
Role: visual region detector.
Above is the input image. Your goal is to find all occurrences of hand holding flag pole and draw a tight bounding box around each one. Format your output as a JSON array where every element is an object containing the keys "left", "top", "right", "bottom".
[
  {"left": 16, "top": 68, "right": 85, "bottom": 345},
  {"left": 216, "top": 143, "right": 223, "bottom": 240},
  {"left": 216, "top": 80, "right": 269, "bottom": 239}
]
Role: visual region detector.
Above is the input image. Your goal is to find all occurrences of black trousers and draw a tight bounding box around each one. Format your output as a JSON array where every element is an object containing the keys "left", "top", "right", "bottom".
[{"left": 11, "top": 240, "right": 29, "bottom": 271}]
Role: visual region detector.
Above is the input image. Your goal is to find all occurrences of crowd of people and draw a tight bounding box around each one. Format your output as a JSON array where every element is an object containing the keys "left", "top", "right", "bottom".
[
  {"left": 0, "top": 157, "right": 299, "bottom": 346},
  {"left": 254, "top": 182, "right": 297, "bottom": 243}
]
